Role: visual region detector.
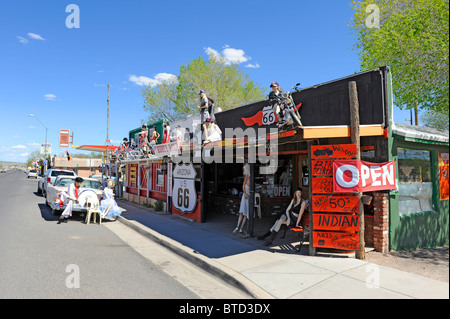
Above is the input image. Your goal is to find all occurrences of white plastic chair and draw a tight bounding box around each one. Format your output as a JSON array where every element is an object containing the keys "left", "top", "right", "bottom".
[{"left": 81, "top": 192, "right": 101, "bottom": 225}]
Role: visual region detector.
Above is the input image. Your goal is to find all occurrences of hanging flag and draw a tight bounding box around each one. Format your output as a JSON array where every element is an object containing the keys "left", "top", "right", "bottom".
[{"left": 66, "top": 150, "right": 71, "bottom": 161}]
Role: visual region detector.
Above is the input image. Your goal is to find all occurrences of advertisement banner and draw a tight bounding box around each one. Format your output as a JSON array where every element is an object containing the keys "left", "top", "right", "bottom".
[
  {"left": 333, "top": 160, "right": 396, "bottom": 193},
  {"left": 153, "top": 141, "right": 181, "bottom": 157}
]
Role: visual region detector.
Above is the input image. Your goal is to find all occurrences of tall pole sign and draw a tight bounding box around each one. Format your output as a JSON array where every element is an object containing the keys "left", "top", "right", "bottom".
[{"left": 60, "top": 130, "right": 70, "bottom": 148}]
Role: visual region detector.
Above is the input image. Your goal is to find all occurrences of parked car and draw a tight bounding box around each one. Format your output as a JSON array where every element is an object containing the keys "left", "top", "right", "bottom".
[
  {"left": 46, "top": 176, "right": 104, "bottom": 215},
  {"left": 27, "top": 169, "right": 39, "bottom": 179},
  {"left": 0, "top": 168, "right": 6, "bottom": 173},
  {"left": 37, "top": 169, "right": 76, "bottom": 196}
]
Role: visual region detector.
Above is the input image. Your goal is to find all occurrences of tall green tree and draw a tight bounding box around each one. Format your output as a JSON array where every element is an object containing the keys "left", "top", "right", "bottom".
[
  {"left": 350, "top": 0, "right": 449, "bottom": 124},
  {"left": 142, "top": 54, "right": 266, "bottom": 123}
]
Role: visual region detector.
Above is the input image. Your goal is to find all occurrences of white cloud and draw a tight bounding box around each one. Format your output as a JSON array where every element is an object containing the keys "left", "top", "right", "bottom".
[
  {"left": 129, "top": 73, "right": 178, "bottom": 87},
  {"left": 222, "top": 46, "right": 249, "bottom": 64},
  {"left": 44, "top": 94, "right": 56, "bottom": 101},
  {"left": 20, "top": 153, "right": 30, "bottom": 157},
  {"left": 245, "top": 63, "right": 260, "bottom": 69},
  {"left": 12, "top": 145, "right": 27, "bottom": 149},
  {"left": 205, "top": 45, "right": 254, "bottom": 66},
  {"left": 27, "top": 33, "right": 46, "bottom": 41},
  {"left": 17, "top": 36, "right": 29, "bottom": 45},
  {"left": 205, "top": 47, "right": 220, "bottom": 59}
]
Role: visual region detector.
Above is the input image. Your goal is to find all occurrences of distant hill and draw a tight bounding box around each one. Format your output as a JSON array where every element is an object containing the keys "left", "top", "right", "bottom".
[{"left": 0, "top": 160, "right": 26, "bottom": 168}]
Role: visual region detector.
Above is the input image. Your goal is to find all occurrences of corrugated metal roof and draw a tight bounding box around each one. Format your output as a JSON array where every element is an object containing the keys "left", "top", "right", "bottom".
[{"left": 392, "top": 122, "right": 449, "bottom": 144}]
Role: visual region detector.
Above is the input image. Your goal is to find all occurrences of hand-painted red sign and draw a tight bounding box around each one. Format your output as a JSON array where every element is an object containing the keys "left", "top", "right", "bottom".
[
  {"left": 333, "top": 160, "right": 396, "bottom": 193},
  {"left": 311, "top": 144, "right": 357, "bottom": 159},
  {"left": 313, "top": 213, "right": 360, "bottom": 232},
  {"left": 311, "top": 160, "right": 333, "bottom": 177},
  {"left": 312, "top": 177, "right": 333, "bottom": 194},
  {"left": 312, "top": 195, "right": 359, "bottom": 213},
  {"left": 241, "top": 103, "right": 302, "bottom": 127},
  {"left": 313, "top": 231, "right": 360, "bottom": 250}
]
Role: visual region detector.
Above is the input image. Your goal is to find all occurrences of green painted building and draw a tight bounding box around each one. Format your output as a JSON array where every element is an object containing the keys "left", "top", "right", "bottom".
[{"left": 387, "top": 122, "right": 449, "bottom": 250}]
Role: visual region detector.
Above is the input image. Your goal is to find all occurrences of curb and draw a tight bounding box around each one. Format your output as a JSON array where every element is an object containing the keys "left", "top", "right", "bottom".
[{"left": 117, "top": 215, "right": 275, "bottom": 299}]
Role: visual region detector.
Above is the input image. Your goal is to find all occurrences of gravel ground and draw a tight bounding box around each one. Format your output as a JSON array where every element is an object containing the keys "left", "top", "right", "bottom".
[{"left": 365, "top": 246, "right": 449, "bottom": 283}]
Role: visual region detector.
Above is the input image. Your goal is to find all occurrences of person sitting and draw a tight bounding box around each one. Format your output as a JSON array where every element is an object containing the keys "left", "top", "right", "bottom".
[
  {"left": 268, "top": 81, "right": 285, "bottom": 101},
  {"left": 257, "top": 187, "right": 307, "bottom": 246},
  {"left": 99, "top": 179, "right": 122, "bottom": 220},
  {"left": 130, "top": 138, "right": 137, "bottom": 150},
  {"left": 268, "top": 81, "right": 289, "bottom": 126},
  {"left": 203, "top": 119, "right": 222, "bottom": 144}
]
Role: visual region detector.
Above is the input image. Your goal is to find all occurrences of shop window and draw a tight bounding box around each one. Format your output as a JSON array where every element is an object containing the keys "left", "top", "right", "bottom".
[
  {"left": 398, "top": 148, "right": 433, "bottom": 214},
  {"left": 215, "top": 155, "right": 294, "bottom": 198}
]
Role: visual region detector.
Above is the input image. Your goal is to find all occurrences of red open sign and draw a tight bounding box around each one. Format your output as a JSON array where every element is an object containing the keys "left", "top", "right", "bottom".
[{"left": 333, "top": 160, "right": 396, "bottom": 193}]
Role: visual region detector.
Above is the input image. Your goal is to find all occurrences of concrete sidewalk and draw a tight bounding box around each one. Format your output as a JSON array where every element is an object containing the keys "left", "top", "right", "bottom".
[{"left": 115, "top": 200, "right": 449, "bottom": 299}]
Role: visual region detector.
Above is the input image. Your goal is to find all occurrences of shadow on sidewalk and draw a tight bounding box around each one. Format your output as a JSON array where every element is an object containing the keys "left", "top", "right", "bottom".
[{"left": 118, "top": 199, "right": 310, "bottom": 259}]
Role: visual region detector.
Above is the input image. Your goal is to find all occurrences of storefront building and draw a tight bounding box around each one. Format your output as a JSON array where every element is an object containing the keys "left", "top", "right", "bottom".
[{"left": 120, "top": 66, "right": 448, "bottom": 252}]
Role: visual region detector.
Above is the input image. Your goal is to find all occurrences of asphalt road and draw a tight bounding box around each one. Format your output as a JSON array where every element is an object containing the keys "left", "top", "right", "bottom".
[{"left": 0, "top": 170, "right": 242, "bottom": 299}]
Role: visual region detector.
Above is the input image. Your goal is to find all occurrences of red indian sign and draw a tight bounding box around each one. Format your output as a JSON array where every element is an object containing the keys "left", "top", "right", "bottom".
[
  {"left": 333, "top": 160, "right": 396, "bottom": 193},
  {"left": 313, "top": 213, "right": 360, "bottom": 232}
]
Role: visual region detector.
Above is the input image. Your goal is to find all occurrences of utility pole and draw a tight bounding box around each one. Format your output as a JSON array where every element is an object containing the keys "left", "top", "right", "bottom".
[
  {"left": 106, "top": 84, "right": 110, "bottom": 163},
  {"left": 349, "top": 81, "right": 365, "bottom": 260},
  {"left": 414, "top": 99, "right": 419, "bottom": 126}
]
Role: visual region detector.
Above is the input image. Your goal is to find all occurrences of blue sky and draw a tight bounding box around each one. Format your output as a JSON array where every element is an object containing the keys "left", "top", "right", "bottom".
[{"left": 0, "top": 0, "right": 415, "bottom": 163}]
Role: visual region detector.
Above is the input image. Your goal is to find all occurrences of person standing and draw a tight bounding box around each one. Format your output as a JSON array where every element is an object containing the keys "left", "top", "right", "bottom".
[
  {"left": 196, "top": 90, "right": 210, "bottom": 122},
  {"left": 162, "top": 121, "right": 171, "bottom": 144},
  {"left": 233, "top": 163, "right": 251, "bottom": 235},
  {"left": 138, "top": 124, "right": 150, "bottom": 157},
  {"left": 150, "top": 126, "right": 160, "bottom": 145},
  {"left": 196, "top": 90, "right": 214, "bottom": 141},
  {"left": 59, "top": 177, "right": 84, "bottom": 223}
]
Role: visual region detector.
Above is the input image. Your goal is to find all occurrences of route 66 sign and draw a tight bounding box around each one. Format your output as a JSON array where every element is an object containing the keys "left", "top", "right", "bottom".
[
  {"left": 261, "top": 106, "right": 276, "bottom": 125},
  {"left": 172, "top": 178, "right": 197, "bottom": 213}
]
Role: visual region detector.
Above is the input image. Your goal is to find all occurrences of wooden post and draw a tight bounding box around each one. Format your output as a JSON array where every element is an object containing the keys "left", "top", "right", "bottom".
[
  {"left": 349, "top": 81, "right": 365, "bottom": 260},
  {"left": 308, "top": 139, "right": 317, "bottom": 256},
  {"left": 248, "top": 162, "right": 255, "bottom": 237}
]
